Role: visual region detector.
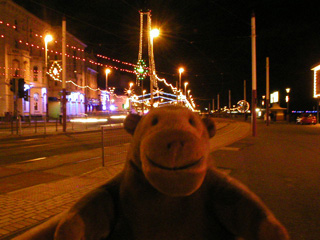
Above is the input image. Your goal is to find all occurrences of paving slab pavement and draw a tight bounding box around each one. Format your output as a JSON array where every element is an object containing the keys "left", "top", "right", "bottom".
[
  {"left": 0, "top": 118, "right": 250, "bottom": 239},
  {"left": 211, "top": 122, "right": 320, "bottom": 240}
]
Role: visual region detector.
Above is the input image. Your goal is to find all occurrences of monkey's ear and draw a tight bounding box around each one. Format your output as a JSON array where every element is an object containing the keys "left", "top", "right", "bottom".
[
  {"left": 124, "top": 114, "right": 142, "bottom": 135},
  {"left": 202, "top": 117, "right": 216, "bottom": 138}
]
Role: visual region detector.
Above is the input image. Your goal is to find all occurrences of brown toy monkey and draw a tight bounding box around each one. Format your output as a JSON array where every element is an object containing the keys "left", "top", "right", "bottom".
[{"left": 15, "top": 106, "right": 289, "bottom": 240}]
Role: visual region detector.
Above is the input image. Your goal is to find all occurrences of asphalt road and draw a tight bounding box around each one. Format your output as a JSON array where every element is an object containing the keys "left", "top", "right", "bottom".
[
  {"left": 0, "top": 128, "right": 131, "bottom": 165},
  {"left": 211, "top": 122, "right": 320, "bottom": 240},
  {"left": 0, "top": 120, "right": 230, "bottom": 194}
]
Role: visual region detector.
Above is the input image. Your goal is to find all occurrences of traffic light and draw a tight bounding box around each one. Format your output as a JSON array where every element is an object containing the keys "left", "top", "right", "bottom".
[
  {"left": 23, "top": 90, "right": 29, "bottom": 101},
  {"left": 18, "top": 78, "right": 25, "bottom": 98},
  {"left": 10, "top": 78, "right": 16, "bottom": 93}
]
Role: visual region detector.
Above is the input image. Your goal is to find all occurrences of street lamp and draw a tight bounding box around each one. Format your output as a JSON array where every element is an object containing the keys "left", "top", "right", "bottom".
[
  {"left": 177, "top": 67, "right": 184, "bottom": 104},
  {"left": 150, "top": 28, "right": 160, "bottom": 39},
  {"left": 44, "top": 34, "right": 53, "bottom": 68},
  {"left": 178, "top": 67, "right": 184, "bottom": 91},
  {"left": 104, "top": 69, "right": 111, "bottom": 112},
  {"left": 286, "top": 88, "right": 290, "bottom": 122},
  {"left": 150, "top": 28, "right": 160, "bottom": 106},
  {"left": 44, "top": 34, "right": 53, "bottom": 88},
  {"left": 183, "top": 82, "right": 189, "bottom": 106},
  {"left": 184, "top": 82, "right": 188, "bottom": 95},
  {"left": 128, "top": 82, "right": 134, "bottom": 113},
  {"left": 142, "top": 89, "right": 146, "bottom": 115},
  {"left": 105, "top": 68, "right": 111, "bottom": 90},
  {"left": 261, "top": 95, "right": 265, "bottom": 107},
  {"left": 44, "top": 33, "right": 53, "bottom": 134}
]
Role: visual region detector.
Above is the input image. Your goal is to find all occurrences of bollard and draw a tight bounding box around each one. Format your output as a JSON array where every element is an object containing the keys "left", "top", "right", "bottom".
[
  {"left": 44, "top": 115, "right": 46, "bottom": 136},
  {"left": 11, "top": 117, "right": 13, "bottom": 135},
  {"left": 18, "top": 115, "right": 22, "bottom": 135},
  {"left": 35, "top": 118, "right": 37, "bottom": 133},
  {"left": 101, "top": 126, "right": 105, "bottom": 167},
  {"left": 16, "top": 116, "right": 18, "bottom": 135}
]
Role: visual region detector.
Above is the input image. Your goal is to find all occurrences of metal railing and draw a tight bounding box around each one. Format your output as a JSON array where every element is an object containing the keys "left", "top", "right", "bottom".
[{"left": 100, "top": 125, "right": 131, "bottom": 167}]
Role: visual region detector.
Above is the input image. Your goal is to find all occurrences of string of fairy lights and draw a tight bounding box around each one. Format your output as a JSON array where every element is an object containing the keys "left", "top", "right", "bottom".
[{"left": 0, "top": 18, "right": 196, "bottom": 109}]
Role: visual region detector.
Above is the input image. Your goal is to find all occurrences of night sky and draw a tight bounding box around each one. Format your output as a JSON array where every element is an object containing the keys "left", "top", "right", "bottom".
[{"left": 12, "top": 0, "right": 320, "bottom": 111}]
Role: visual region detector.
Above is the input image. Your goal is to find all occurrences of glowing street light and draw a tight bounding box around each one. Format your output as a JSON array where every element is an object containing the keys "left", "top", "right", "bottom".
[
  {"left": 179, "top": 67, "right": 184, "bottom": 91},
  {"left": 44, "top": 33, "right": 53, "bottom": 134},
  {"left": 286, "top": 88, "right": 291, "bottom": 94},
  {"left": 150, "top": 28, "right": 160, "bottom": 39},
  {"left": 177, "top": 67, "right": 184, "bottom": 104},
  {"left": 184, "top": 82, "right": 189, "bottom": 95},
  {"left": 45, "top": 34, "right": 53, "bottom": 45},
  {"left": 150, "top": 28, "right": 160, "bottom": 106},
  {"left": 286, "top": 88, "right": 291, "bottom": 122},
  {"left": 127, "top": 82, "right": 134, "bottom": 113},
  {"left": 141, "top": 89, "right": 147, "bottom": 115},
  {"left": 44, "top": 34, "right": 53, "bottom": 70},
  {"left": 105, "top": 68, "right": 111, "bottom": 90}
]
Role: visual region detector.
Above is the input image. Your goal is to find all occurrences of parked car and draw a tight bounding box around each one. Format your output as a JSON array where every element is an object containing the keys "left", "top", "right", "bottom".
[{"left": 296, "top": 113, "right": 317, "bottom": 125}]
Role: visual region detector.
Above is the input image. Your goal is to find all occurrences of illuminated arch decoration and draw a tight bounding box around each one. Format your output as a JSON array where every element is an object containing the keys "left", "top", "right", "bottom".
[
  {"left": 237, "top": 100, "right": 250, "bottom": 113},
  {"left": 48, "top": 61, "right": 62, "bottom": 80},
  {"left": 134, "top": 59, "right": 149, "bottom": 81}
]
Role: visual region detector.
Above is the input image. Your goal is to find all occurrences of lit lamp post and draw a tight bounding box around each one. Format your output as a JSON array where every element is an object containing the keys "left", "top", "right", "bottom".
[
  {"left": 261, "top": 95, "right": 265, "bottom": 108},
  {"left": 184, "top": 82, "right": 188, "bottom": 95},
  {"left": 149, "top": 28, "right": 160, "bottom": 106},
  {"left": 179, "top": 67, "right": 184, "bottom": 91},
  {"left": 128, "top": 82, "right": 134, "bottom": 113},
  {"left": 105, "top": 68, "right": 111, "bottom": 90},
  {"left": 142, "top": 89, "right": 146, "bottom": 115},
  {"left": 178, "top": 67, "right": 184, "bottom": 104},
  {"left": 286, "top": 88, "right": 290, "bottom": 122},
  {"left": 184, "top": 82, "right": 188, "bottom": 105},
  {"left": 105, "top": 68, "right": 111, "bottom": 111},
  {"left": 44, "top": 33, "right": 53, "bottom": 133}
]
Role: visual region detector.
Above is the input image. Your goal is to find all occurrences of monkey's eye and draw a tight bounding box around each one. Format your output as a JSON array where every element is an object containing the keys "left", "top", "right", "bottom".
[
  {"left": 151, "top": 117, "right": 158, "bottom": 126},
  {"left": 189, "top": 117, "right": 196, "bottom": 127}
]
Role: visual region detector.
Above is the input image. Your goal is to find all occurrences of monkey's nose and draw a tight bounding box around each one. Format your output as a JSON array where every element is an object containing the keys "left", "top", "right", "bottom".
[{"left": 167, "top": 140, "right": 185, "bottom": 150}]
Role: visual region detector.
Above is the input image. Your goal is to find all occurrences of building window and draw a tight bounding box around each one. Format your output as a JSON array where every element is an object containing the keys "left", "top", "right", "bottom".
[
  {"left": 34, "top": 93, "right": 39, "bottom": 111},
  {"left": 33, "top": 66, "right": 38, "bottom": 81},
  {"left": 12, "top": 60, "right": 20, "bottom": 77},
  {"left": 42, "top": 93, "right": 47, "bottom": 113}
]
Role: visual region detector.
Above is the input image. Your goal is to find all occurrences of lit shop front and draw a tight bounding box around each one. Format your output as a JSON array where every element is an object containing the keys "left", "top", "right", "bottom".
[{"left": 66, "top": 92, "right": 85, "bottom": 116}]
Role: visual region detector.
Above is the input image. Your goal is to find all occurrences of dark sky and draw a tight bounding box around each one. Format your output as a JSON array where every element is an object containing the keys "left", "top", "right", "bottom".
[{"left": 12, "top": 0, "right": 320, "bottom": 111}]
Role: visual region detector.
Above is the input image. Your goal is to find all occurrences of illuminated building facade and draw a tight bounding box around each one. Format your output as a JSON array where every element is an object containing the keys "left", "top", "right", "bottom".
[
  {"left": 311, "top": 64, "right": 320, "bottom": 98},
  {"left": 0, "top": 0, "right": 98, "bottom": 118}
]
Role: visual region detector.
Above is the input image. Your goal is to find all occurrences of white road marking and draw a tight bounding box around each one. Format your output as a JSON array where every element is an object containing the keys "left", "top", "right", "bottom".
[
  {"left": 20, "top": 143, "right": 49, "bottom": 149},
  {"left": 20, "top": 157, "right": 47, "bottom": 163},
  {"left": 21, "top": 139, "right": 37, "bottom": 142}
]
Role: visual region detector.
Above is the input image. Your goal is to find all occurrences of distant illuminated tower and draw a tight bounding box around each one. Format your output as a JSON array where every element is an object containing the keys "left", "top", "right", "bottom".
[{"left": 136, "top": 10, "right": 157, "bottom": 105}]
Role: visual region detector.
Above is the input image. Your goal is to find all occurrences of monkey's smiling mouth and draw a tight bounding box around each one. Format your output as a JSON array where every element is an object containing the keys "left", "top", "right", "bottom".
[{"left": 146, "top": 156, "right": 203, "bottom": 171}]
